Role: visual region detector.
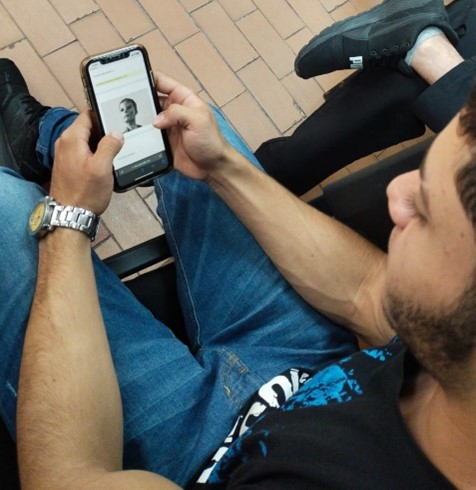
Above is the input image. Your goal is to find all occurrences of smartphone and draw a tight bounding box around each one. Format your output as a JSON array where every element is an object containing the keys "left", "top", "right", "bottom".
[{"left": 80, "top": 45, "right": 173, "bottom": 191}]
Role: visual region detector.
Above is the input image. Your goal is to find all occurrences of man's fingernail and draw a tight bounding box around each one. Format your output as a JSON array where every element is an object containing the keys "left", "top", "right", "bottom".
[
  {"left": 110, "top": 131, "right": 124, "bottom": 142},
  {"left": 154, "top": 113, "right": 165, "bottom": 125}
]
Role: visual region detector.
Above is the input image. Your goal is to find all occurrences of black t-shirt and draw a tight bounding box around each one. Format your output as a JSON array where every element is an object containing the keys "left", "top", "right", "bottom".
[{"left": 194, "top": 338, "right": 455, "bottom": 489}]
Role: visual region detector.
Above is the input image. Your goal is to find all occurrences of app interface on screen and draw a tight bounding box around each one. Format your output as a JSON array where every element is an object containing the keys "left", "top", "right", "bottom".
[{"left": 88, "top": 50, "right": 168, "bottom": 177}]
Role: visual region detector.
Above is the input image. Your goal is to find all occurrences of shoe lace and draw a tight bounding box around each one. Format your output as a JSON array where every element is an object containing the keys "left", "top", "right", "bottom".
[{"left": 369, "top": 42, "right": 411, "bottom": 68}]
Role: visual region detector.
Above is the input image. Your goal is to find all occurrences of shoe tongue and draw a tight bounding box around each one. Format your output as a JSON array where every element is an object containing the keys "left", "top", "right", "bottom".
[{"left": 14, "top": 94, "right": 46, "bottom": 119}]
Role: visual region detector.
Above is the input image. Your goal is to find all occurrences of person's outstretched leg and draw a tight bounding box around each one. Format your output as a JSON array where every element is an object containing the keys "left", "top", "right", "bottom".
[
  {"left": 255, "top": 69, "right": 428, "bottom": 195},
  {"left": 256, "top": 0, "right": 474, "bottom": 195},
  {"left": 155, "top": 106, "right": 358, "bottom": 385}
]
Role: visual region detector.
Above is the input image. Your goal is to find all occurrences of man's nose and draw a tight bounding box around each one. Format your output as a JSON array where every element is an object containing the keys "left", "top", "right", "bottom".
[{"left": 386, "top": 170, "right": 420, "bottom": 230}]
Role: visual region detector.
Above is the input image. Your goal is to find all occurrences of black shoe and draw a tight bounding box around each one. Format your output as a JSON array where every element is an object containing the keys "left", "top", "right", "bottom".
[
  {"left": 0, "top": 59, "right": 51, "bottom": 184},
  {"left": 295, "top": 0, "right": 459, "bottom": 79}
]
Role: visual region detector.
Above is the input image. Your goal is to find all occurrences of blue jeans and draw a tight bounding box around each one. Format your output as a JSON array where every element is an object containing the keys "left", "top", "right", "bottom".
[{"left": 0, "top": 106, "right": 357, "bottom": 486}]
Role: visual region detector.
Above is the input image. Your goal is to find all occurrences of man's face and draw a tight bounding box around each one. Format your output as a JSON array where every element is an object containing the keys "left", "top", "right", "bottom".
[
  {"left": 384, "top": 116, "right": 476, "bottom": 384},
  {"left": 120, "top": 100, "right": 137, "bottom": 124}
]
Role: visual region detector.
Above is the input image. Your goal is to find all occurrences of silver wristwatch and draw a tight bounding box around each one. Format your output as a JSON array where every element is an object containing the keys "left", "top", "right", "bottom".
[{"left": 29, "top": 195, "right": 100, "bottom": 242}]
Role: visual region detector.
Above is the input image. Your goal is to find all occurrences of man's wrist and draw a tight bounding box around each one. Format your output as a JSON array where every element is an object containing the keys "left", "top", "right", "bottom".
[
  {"left": 41, "top": 226, "right": 91, "bottom": 249},
  {"left": 29, "top": 196, "right": 100, "bottom": 242},
  {"left": 206, "top": 145, "right": 250, "bottom": 189}
]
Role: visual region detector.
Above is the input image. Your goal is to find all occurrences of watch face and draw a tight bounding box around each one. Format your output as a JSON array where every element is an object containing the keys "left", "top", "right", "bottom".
[{"left": 29, "top": 201, "right": 46, "bottom": 234}]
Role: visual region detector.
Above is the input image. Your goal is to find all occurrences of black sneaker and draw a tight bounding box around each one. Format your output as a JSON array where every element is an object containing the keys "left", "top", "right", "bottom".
[
  {"left": 0, "top": 59, "right": 51, "bottom": 184},
  {"left": 295, "top": 0, "right": 459, "bottom": 79}
]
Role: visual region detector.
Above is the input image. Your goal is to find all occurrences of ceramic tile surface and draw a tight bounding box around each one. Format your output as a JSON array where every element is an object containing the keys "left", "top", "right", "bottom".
[{"left": 0, "top": 0, "right": 427, "bottom": 258}]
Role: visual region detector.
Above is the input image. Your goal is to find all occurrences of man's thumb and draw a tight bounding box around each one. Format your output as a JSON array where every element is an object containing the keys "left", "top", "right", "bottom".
[{"left": 95, "top": 132, "right": 124, "bottom": 161}]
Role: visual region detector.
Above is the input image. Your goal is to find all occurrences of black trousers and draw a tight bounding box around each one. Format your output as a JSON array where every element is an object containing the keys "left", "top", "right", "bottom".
[{"left": 256, "top": 0, "right": 476, "bottom": 195}]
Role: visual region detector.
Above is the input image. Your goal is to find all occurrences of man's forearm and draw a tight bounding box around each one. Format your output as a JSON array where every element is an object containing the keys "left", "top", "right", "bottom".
[
  {"left": 17, "top": 230, "right": 123, "bottom": 489},
  {"left": 208, "top": 148, "right": 393, "bottom": 345}
]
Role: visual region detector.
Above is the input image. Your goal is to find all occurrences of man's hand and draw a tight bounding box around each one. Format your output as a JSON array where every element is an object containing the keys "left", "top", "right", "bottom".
[
  {"left": 153, "top": 72, "right": 234, "bottom": 182},
  {"left": 50, "top": 109, "right": 124, "bottom": 215}
]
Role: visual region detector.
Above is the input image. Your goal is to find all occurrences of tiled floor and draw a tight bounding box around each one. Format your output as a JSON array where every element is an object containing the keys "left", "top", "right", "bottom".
[{"left": 0, "top": 0, "right": 429, "bottom": 259}]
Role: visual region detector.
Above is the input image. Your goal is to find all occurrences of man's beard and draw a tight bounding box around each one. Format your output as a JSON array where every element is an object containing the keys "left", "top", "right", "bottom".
[{"left": 383, "top": 278, "right": 476, "bottom": 392}]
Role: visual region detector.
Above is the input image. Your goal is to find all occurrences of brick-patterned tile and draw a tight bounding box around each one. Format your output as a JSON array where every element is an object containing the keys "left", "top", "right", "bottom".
[
  {"left": 283, "top": 120, "right": 304, "bottom": 137},
  {"left": 281, "top": 72, "right": 324, "bottom": 116},
  {"left": 253, "top": 0, "right": 304, "bottom": 39},
  {"left": 44, "top": 42, "right": 89, "bottom": 110},
  {"left": 286, "top": 27, "right": 314, "bottom": 55},
  {"left": 93, "top": 221, "right": 112, "bottom": 245},
  {"left": 179, "top": 0, "right": 209, "bottom": 12},
  {"left": 70, "top": 11, "right": 124, "bottom": 54},
  {"left": 331, "top": 1, "right": 359, "bottom": 21},
  {"left": 320, "top": 166, "right": 350, "bottom": 187},
  {"left": 136, "top": 30, "right": 200, "bottom": 93},
  {"left": 321, "top": 0, "right": 347, "bottom": 13},
  {"left": 346, "top": 154, "right": 378, "bottom": 173},
  {"left": 0, "top": 39, "right": 72, "bottom": 108},
  {"left": 376, "top": 143, "right": 406, "bottom": 161},
  {"left": 222, "top": 92, "right": 280, "bottom": 151},
  {"left": 351, "top": 0, "right": 380, "bottom": 11},
  {"left": 95, "top": 0, "right": 154, "bottom": 42},
  {"left": 301, "top": 183, "right": 323, "bottom": 202},
  {"left": 193, "top": 2, "right": 257, "bottom": 71},
  {"left": 217, "top": 0, "right": 256, "bottom": 20},
  {"left": 94, "top": 236, "right": 123, "bottom": 259},
  {"left": 139, "top": 0, "right": 198, "bottom": 45},
  {"left": 198, "top": 90, "right": 214, "bottom": 105},
  {"left": 3, "top": 0, "right": 74, "bottom": 56},
  {"left": 239, "top": 59, "right": 302, "bottom": 133},
  {"left": 287, "top": 0, "right": 334, "bottom": 35},
  {"left": 238, "top": 11, "right": 295, "bottom": 80},
  {"left": 316, "top": 68, "right": 355, "bottom": 93},
  {"left": 176, "top": 33, "right": 244, "bottom": 107},
  {"left": 101, "top": 190, "right": 162, "bottom": 250},
  {"left": 136, "top": 185, "right": 155, "bottom": 199},
  {"left": 145, "top": 193, "right": 165, "bottom": 231},
  {"left": 48, "top": 0, "right": 99, "bottom": 24},
  {"left": 0, "top": 4, "right": 23, "bottom": 49}
]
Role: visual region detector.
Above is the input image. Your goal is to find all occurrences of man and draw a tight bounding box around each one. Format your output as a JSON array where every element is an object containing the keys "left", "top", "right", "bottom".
[{"left": 0, "top": 1, "right": 475, "bottom": 490}]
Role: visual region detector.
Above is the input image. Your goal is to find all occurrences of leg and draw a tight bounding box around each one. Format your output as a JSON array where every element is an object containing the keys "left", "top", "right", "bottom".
[
  {"left": 414, "top": 56, "right": 476, "bottom": 131},
  {"left": 257, "top": 0, "right": 476, "bottom": 195},
  {"left": 0, "top": 167, "right": 251, "bottom": 486},
  {"left": 155, "top": 107, "right": 358, "bottom": 384},
  {"left": 255, "top": 69, "right": 427, "bottom": 195}
]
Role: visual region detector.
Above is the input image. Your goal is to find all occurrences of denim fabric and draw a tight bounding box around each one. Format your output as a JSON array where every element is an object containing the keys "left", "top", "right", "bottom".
[
  {"left": 36, "top": 107, "right": 78, "bottom": 168},
  {"left": 0, "top": 106, "right": 357, "bottom": 486}
]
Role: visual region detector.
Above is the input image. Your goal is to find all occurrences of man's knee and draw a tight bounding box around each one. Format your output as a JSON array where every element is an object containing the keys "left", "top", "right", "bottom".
[{"left": 0, "top": 168, "right": 45, "bottom": 244}]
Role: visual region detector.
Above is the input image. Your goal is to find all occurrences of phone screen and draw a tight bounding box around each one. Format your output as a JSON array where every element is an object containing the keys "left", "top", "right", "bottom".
[{"left": 87, "top": 48, "right": 170, "bottom": 188}]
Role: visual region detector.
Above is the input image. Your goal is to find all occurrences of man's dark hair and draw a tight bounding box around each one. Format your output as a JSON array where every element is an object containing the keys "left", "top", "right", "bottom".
[{"left": 457, "top": 83, "right": 476, "bottom": 231}]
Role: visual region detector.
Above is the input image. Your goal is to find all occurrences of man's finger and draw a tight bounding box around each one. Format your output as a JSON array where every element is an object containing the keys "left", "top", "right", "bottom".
[
  {"left": 153, "top": 103, "right": 199, "bottom": 131},
  {"left": 154, "top": 72, "right": 201, "bottom": 108}
]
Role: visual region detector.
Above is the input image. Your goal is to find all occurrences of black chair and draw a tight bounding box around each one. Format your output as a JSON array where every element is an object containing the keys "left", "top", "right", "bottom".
[{"left": 0, "top": 111, "right": 431, "bottom": 488}]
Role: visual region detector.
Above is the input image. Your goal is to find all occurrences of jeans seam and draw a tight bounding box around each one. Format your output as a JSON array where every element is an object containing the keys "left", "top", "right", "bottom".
[{"left": 154, "top": 179, "right": 202, "bottom": 348}]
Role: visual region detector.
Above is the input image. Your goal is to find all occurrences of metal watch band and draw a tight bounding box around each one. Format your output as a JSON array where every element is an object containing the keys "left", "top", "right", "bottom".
[{"left": 50, "top": 203, "right": 99, "bottom": 242}]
